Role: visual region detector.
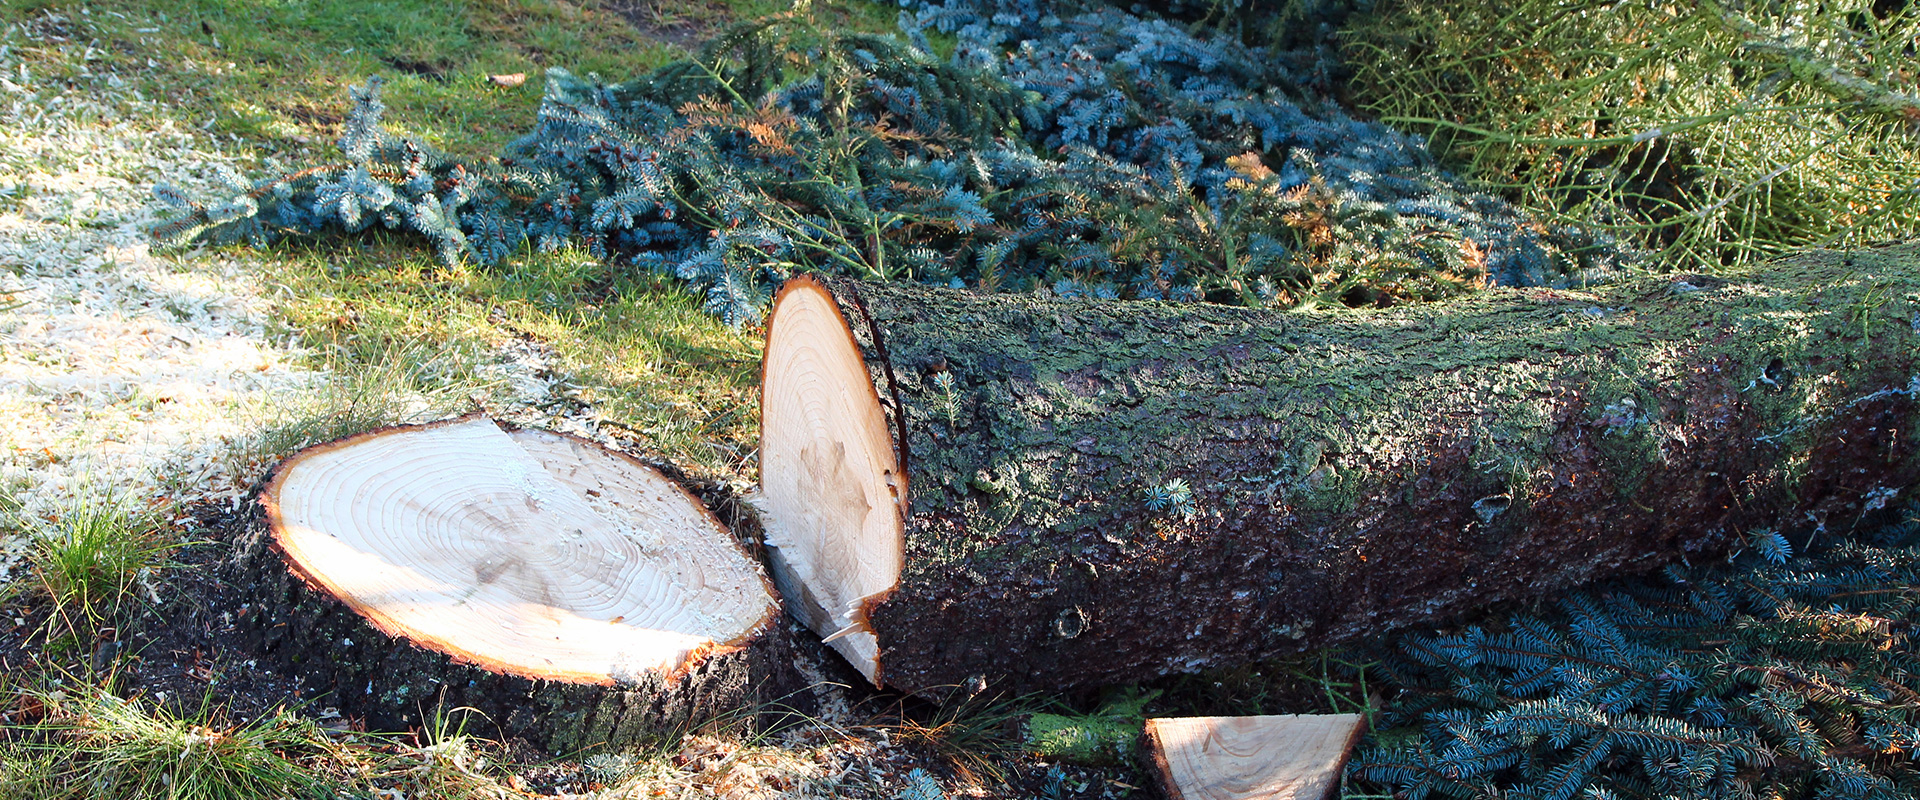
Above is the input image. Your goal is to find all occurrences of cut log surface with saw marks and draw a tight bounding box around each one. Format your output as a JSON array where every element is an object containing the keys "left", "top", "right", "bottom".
[
  {"left": 240, "top": 415, "right": 781, "bottom": 752},
  {"left": 756, "top": 277, "right": 907, "bottom": 686},
  {"left": 755, "top": 244, "right": 1920, "bottom": 694},
  {"left": 1147, "top": 714, "right": 1368, "bottom": 800}
]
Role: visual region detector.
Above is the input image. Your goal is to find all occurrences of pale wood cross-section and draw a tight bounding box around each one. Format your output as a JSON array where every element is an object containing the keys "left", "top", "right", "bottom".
[
  {"left": 1146, "top": 714, "right": 1368, "bottom": 800},
  {"left": 755, "top": 276, "right": 907, "bottom": 686},
  {"left": 262, "top": 415, "right": 778, "bottom": 685}
]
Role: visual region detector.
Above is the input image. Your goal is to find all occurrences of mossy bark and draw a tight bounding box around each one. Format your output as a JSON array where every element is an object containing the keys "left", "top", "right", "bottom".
[
  {"left": 225, "top": 499, "right": 796, "bottom": 755},
  {"left": 818, "top": 242, "right": 1920, "bottom": 694}
]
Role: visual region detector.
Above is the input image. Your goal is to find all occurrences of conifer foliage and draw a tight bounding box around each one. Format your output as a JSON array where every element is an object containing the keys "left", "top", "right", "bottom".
[
  {"left": 148, "top": 3, "right": 1624, "bottom": 323},
  {"left": 1350, "top": 513, "right": 1920, "bottom": 800}
]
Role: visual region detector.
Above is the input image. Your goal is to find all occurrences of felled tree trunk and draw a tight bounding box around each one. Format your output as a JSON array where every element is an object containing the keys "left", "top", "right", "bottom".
[
  {"left": 755, "top": 242, "right": 1920, "bottom": 694},
  {"left": 234, "top": 415, "right": 783, "bottom": 753}
]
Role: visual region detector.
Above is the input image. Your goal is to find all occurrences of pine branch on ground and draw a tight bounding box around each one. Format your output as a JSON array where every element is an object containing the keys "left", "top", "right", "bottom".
[{"left": 1351, "top": 508, "right": 1920, "bottom": 800}]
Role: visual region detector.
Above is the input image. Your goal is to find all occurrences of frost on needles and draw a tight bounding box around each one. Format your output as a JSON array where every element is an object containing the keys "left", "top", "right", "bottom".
[{"left": 148, "top": 6, "right": 1628, "bottom": 324}]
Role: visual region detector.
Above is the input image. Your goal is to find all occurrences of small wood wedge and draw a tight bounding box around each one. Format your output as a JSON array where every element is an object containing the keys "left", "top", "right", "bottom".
[
  {"left": 1146, "top": 714, "right": 1368, "bottom": 800},
  {"left": 241, "top": 414, "right": 781, "bottom": 752}
]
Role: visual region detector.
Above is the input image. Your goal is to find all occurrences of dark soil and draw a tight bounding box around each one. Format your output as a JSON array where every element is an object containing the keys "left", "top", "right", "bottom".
[{"left": 600, "top": 0, "right": 725, "bottom": 51}]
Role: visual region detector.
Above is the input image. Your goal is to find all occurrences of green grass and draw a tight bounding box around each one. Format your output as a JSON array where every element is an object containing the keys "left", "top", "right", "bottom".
[
  {"left": 0, "top": 0, "right": 882, "bottom": 789},
  {"left": 0, "top": 682, "right": 567, "bottom": 799},
  {"left": 22, "top": 490, "right": 174, "bottom": 636},
  {"left": 1341, "top": 0, "right": 1920, "bottom": 271},
  {"left": 3, "top": 0, "right": 880, "bottom": 479},
  {"left": 5, "top": 0, "right": 659, "bottom": 159},
  {"left": 246, "top": 235, "right": 763, "bottom": 475},
  {"left": 2, "top": 0, "right": 901, "bottom": 158},
  {"left": 8, "top": 2, "right": 1917, "bottom": 797},
  {"left": 5, "top": 687, "right": 334, "bottom": 800},
  {"left": 0, "top": 0, "right": 1026, "bottom": 794}
]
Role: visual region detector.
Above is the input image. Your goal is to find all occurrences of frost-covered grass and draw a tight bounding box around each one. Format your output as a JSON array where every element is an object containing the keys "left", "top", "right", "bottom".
[
  {"left": 3, "top": 1, "right": 1910, "bottom": 798},
  {"left": 0, "top": 13, "right": 324, "bottom": 577},
  {"left": 0, "top": 0, "right": 779, "bottom": 564}
]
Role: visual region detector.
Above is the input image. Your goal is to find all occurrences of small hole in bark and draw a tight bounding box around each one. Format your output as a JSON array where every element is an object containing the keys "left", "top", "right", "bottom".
[
  {"left": 1473, "top": 494, "right": 1512, "bottom": 524},
  {"left": 1762, "top": 358, "right": 1794, "bottom": 393},
  {"left": 1054, "top": 606, "right": 1089, "bottom": 639}
]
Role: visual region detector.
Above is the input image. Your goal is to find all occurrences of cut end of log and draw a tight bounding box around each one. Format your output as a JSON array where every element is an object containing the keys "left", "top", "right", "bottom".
[
  {"left": 758, "top": 276, "right": 906, "bottom": 685},
  {"left": 261, "top": 415, "right": 778, "bottom": 686},
  {"left": 1146, "top": 714, "right": 1368, "bottom": 800}
]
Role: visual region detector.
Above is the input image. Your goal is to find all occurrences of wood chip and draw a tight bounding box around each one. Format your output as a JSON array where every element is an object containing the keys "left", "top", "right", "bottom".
[{"left": 1146, "top": 713, "right": 1367, "bottom": 800}]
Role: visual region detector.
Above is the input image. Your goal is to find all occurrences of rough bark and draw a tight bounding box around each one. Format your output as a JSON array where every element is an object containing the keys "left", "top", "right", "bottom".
[
  {"left": 773, "top": 242, "right": 1920, "bottom": 694},
  {"left": 230, "top": 422, "right": 794, "bottom": 754}
]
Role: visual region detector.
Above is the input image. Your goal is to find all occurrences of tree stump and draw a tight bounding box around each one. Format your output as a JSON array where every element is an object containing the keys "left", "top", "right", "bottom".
[
  {"left": 754, "top": 242, "right": 1920, "bottom": 693},
  {"left": 239, "top": 415, "right": 781, "bottom": 752}
]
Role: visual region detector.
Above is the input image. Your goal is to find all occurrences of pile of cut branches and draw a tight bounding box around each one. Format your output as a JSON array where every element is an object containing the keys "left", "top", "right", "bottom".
[{"left": 150, "top": 7, "right": 1620, "bottom": 324}]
